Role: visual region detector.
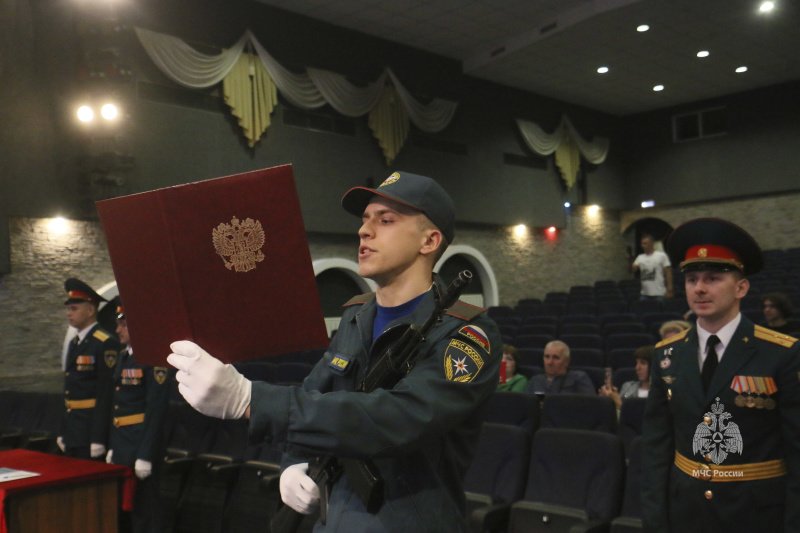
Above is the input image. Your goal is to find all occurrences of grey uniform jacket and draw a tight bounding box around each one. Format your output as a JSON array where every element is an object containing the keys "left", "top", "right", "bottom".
[{"left": 248, "top": 285, "right": 501, "bottom": 532}]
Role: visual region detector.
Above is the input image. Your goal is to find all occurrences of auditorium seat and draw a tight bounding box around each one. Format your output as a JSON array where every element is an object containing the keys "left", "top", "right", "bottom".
[
  {"left": 465, "top": 423, "right": 532, "bottom": 533},
  {"left": 483, "top": 391, "right": 541, "bottom": 435},
  {"left": 514, "top": 334, "right": 555, "bottom": 350},
  {"left": 605, "top": 333, "right": 655, "bottom": 354},
  {"left": 507, "top": 428, "right": 625, "bottom": 533},
  {"left": 559, "top": 323, "right": 601, "bottom": 336},
  {"left": 618, "top": 398, "right": 648, "bottom": 459},
  {"left": 559, "top": 334, "right": 603, "bottom": 351},
  {"left": 602, "top": 322, "right": 646, "bottom": 337},
  {"left": 541, "top": 395, "right": 617, "bottom": 434},
  {"left": 611, "top": 437, "right": 644, "bottom": 532},
  {"left": 568, "top": 348, "right": 604, "bottom": 368}
]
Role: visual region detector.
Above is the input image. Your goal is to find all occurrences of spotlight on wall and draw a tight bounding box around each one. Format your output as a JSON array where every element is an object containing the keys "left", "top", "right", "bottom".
[
  {"left": 564, "top": 202, "right": 571, "bottom": 208},
  {"left": 48, "top": 217, "right": 69, "bottom": 234},
  {"left": 588, "top": 205, "right": 600, "bottom": 215},
  {"left": 545, "top": 226, "right": 558, "bottom": 241},
  {"left": 641, "top": 200, "right": 655, "bottom": 208},
  {"left": 759, "top": 1, "right": 774, "bottom": 13},
  {"left": 514, "top": 224, "right": 527, "bottom": 237}
]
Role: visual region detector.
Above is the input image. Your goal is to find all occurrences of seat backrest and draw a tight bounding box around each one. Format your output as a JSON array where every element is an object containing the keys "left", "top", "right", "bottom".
[
  {"left": 525, "top": 428, "right": 625, "bottom": 521},
  {"left": 464, "top": 423, "right": 531, "bottom": 504},
  {"left": 514, "top": 334, "right": 555, "bottom": 350},
  {"left": 483, "top": 391, "right": 541, "bottom": 434},
  {"left": 568, "top": 348, "right": 604, "bottom": 368},
  {"left": 541, "top": 395, "right": 617, "bottom": 433},
  {"left": 605, "top": 333, "right": 655, "bottom": 353},
  {"left": 618, "top": 397, "right": 648, "bottom": 457},
  {"left": 559, "top": 334, "right": 603, "bottom": 350},
  {"left": 619, "top": 436, "right": 643, "bottom": 518}
]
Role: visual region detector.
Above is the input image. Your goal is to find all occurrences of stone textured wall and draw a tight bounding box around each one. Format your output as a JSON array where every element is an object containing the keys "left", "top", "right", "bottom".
[{"left": 620, "top": 192, "right": 800, "bottom": 251}]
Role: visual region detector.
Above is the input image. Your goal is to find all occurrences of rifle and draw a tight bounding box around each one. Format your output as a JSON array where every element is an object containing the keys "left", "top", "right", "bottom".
[{"left": 270, "top": 271, "right": 474, "bottom": 533}]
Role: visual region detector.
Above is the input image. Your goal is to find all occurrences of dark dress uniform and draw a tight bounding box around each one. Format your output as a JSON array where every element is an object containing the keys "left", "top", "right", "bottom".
[
  {"left": 63, "top": 323, "right": 119, "bottom": 459},
  {"left": 109, "top": 346, "right": 173, "bottom": 533},
  {"left": 642, "top": 218, "right": 800, "bottom": 533},
  {"left": 249, "top": 283, "right": 501, "bottom": 533}
]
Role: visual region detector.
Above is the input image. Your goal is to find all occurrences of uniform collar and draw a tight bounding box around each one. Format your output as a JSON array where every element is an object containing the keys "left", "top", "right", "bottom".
[
  {"left": 75, "top": 322, "right": 98, "bottom": 343},
  {"left": 697, "top": 313, "right": 741, "bottom": 355}
]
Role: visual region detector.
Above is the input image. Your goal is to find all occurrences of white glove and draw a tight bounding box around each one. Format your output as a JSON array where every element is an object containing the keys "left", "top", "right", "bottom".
[
  {"left": 106, "top": 450, "right": 114, "bottom": 464},
  {"left": 56, "top": 436, "right": 66, "bottom": 453},
  {"left": 279, "top": 463, "right": 320, "bottom": 515},
  {"left": 90, "top": 443, "right": 106, "bottom": 458},
  {"left": 167, "top": 341, "right": 251, "bottom": 419},
  {"left": 134, "top": 459, "right": 152, "bottom": 480}
]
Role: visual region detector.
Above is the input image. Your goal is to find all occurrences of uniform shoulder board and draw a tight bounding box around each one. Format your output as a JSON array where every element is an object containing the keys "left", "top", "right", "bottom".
[
  {"left": 655, "top": 328, "right": 689, "bottom": 348},
  {"left": 445, "top": 300, "right": 485, "bottom": 321},
  {"left": 93, "top": 329, "right": 110, "bottom": 342},
  {"left": 343, "top": 292, "right": 375, "bottom": 307},
  {"left": 754, "top": 325, "right": 798, "bottom": 348}
]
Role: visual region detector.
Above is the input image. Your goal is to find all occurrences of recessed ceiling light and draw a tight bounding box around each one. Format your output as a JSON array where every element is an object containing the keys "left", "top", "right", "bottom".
[
  {"left": 653, "top": 85, "right": 665, "bottom": 92},
  {"left": 736, "top": 66, "right": 748, "bottom": 73},
  {"left": 759, "top": 2, "right": 775, "bottom": 13},
  {"left": 637, "top": 24, "right": 650, "bottom": 32},
  {"left": 597, "top": 66, "right": 609, "bottom": 74},
  {"left": 697, "top": 50, "right": 710, "bottom": 58}
]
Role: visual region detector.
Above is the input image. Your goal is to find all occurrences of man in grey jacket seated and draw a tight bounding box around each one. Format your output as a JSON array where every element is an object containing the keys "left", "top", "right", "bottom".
[{"left": 525, "top": 340, "right": 595, "bottom": 395}]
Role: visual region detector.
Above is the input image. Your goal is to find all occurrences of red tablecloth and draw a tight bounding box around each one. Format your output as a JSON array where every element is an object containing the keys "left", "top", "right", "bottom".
[{"left": 0, "top": 449, "right": 135, "bottom": 533}]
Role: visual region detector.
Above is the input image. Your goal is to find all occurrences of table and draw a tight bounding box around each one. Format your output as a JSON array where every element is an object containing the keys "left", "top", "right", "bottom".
[{"left": 0, "top": 449, "right": 134, "bottom": 533}]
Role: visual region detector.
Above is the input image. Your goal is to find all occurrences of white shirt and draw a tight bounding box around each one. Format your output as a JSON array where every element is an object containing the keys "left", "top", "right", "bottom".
[
  {"left": 634, "top": 251, "right": 671, "bottom": 296},
  {"left": 696, "top": 313, "right": 742, "bottom": 371}
]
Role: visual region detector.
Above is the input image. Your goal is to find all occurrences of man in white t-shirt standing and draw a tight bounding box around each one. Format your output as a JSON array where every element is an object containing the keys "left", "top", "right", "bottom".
[{"left": 632, "top": 235, "right": 673, "bottom": 301}]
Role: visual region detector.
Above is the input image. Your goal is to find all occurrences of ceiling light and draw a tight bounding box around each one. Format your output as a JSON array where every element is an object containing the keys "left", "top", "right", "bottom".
[
  {"left": 736, "top": 66, "right": 748, "bottom": 73},
  {"left": 597, "top": 66, "right": 609, "bottom": 74},
  {"left": 653, "top": 85, "right": 665, "bottom": 92},
  {"left": 101, "top": 103, "right": 118, "bottom": 120},
  {"left": 636, "top": 24, "right": 649, "bottom": 32},
  {"left": 514, "top": 224, "right": 527, "bottom": 237},
  {"left": 77, "top": 106, "right": 93, "bottom": 122},
  {"left": 759, "top": 2, "right": 774, "bottom": 13},
  {"left": 588, "top": 205, "right": 600, "bottom": 215},
  {"left": 564, "top": 202, "right": 571, "bottom": 208},
  {"left": 641, "top": 200, "right": 655, "bottom": 208},
  {"left": 697, "top": 51, "right": 709, "bottom": 58}
]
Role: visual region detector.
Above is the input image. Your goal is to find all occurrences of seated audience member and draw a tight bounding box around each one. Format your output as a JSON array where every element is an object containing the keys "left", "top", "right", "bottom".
[
  {"left": 599, "top": 345, "right": 653, "bottom": 408},
  {"left": 658, "top": 319, "right": 692, "bottom": 340},
  {"left": 497, "top": 344, "right": 529, "bottom": 392},
  {"left": 760, "top": 292, "right": 800, "bottom": 335},
  {"left": 525, "top": 340, "right": 594, "bottom": 395}
]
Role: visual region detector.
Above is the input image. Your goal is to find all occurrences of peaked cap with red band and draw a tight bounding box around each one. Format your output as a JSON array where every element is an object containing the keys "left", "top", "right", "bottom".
[
  {"left": 666, "top": 218, "right": 763, "bottom": 275},
  {"left": 64, "top": 278, "right": 107, "bottom": 306}
]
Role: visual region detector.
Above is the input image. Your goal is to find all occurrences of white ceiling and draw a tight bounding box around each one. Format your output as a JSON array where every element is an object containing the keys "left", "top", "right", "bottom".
[{"left": 254, "top": 0, "right": 800, "bottom": 115}]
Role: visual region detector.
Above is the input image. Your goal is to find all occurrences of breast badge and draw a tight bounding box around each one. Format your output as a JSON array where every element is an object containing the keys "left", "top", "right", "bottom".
[
  {"left": 692, "top": 398, "right": 743, "bottom": 465},
  {"left": 212, "top": 216, "right": 266, "bottom": 273}
]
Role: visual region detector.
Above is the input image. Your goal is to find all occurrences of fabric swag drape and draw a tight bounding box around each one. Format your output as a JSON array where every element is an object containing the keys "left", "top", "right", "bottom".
[{"left": 135, "top": 27, "right": 457, "bottom": 161}]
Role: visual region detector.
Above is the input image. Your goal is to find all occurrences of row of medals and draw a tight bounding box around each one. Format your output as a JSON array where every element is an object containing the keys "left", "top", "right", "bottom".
[{"left": 735, "top": 394, "right": 775, "bottom": 410}]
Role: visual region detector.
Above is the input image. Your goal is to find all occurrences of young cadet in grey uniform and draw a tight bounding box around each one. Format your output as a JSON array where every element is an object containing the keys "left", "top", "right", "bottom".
[
  {"left": 106, "top": 298, "right": 172, "bottom": 533},
  {"left": 642, "top": 218, "right": 800, "bottom": 533},
  {"left": 168, "top": 171, "right": 502, "bottom": 533},
  {"left": 59, "top": 278, "right": 120, "bottom": 460}
]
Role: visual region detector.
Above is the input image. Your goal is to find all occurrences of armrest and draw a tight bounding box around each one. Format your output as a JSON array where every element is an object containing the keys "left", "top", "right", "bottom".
[
  {"left": 569, "top": 519, "right": 611, "bottom": 533},
  {"left": 470, "top": 502, "right": 511, "bottom": 533}
]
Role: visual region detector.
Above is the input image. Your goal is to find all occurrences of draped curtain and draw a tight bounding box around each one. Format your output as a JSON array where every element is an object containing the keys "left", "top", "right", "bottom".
[
  {"left": 135, "top": 28, "right": 457, "bottom": 161},
  {"left": 516, "top": 116, "right": 610, "bottom": 189}
]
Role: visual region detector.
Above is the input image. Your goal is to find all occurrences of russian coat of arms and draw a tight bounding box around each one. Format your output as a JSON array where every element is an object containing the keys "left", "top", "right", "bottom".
[
  {"left": 212, "top": 216, "right": 266, "bottom": 273},
  {"left": 692, "top": 397, "right": 743, "bottom": 465}
]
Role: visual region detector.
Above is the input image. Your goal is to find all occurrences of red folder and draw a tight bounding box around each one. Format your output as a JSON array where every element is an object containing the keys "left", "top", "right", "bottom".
[{"left": 96, "top": 165, "right": 329, "bottom": 365}]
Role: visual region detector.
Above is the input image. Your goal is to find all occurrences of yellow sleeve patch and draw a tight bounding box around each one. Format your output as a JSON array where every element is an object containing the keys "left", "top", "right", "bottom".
[
  {"left": 93, "top": 329, "right": 110, "bottom": 342},
  {"left": 754, "top": 325, "right": 798, "bottom": 348}
]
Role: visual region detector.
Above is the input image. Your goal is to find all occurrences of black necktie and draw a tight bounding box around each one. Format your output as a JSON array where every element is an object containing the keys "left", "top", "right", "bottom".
[{"left": 702, "top": 335, "right": 720, "bottom": 392}]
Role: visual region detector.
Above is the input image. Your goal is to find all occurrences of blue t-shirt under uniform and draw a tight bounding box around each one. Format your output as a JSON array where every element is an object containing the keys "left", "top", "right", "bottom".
[{"left": 372, "top": 291, "right": 427, "bottom": 346}]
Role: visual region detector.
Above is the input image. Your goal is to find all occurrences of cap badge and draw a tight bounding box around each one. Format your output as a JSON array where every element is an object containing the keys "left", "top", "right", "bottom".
[
  {"left": 698, "top": 248, "right": 708, "bottom": 257},
  {"left": 379, "top": 172, "right": 401, "bottom": 187},
  {"left": 212, "top": 216, "right": 266, "bottom": 273}
]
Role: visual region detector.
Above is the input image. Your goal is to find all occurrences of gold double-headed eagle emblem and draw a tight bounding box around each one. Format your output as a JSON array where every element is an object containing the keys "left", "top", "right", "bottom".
[{"left": 212, "top": 216, "right": 266, "bottom": 273}]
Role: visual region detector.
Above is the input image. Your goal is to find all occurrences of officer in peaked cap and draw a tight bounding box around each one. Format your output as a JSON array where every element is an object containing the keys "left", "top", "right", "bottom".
[
  {"left": 168, "top": 171, "right": 502, "bottom": 532},
  {"left": 106, "top": 297, "right": 173, "bottom": 533},
  {"left": 641, "top": 218, "right": 800, "bottom": 533},
  {"left": 60, "top": 278, "right": 119, "bottom": 460}
]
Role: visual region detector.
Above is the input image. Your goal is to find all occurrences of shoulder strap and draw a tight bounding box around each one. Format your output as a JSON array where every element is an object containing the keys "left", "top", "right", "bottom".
[
  {"left": 343, "top": 292, "right": 376, "bottom": 307},
  {"left": 445, "top": 300, "right": 485, "bottom": 321}
]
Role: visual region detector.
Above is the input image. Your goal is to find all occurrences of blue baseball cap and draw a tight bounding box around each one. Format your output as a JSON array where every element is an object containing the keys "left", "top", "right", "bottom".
[{"left": 341, "top": 171, "right": 455, "bottom": 242}]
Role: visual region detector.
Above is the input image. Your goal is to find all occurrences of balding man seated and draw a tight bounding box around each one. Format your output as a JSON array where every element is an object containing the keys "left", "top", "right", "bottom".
[{"left": 525, "top": 340, "right": 595, "bottom": 395}]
